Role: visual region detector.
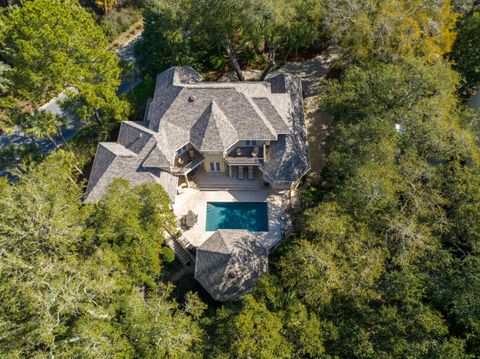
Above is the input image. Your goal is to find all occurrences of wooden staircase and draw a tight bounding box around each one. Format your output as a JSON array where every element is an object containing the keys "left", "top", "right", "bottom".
[{"left": 165, "top": 231, "right": 196, "bottom": 266}]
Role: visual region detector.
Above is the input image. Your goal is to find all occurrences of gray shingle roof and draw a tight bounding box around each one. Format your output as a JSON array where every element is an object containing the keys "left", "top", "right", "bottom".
[
  {"left": 261, "top": 73, "right": 311, "bottom": 183},
  {"left": 195, "top": 230, "right": 268, "bottom": 301},
  {"left": 252, "top": 97, "right": 290, "bottom": 134},
  {"left": 142, "top": 144, "right": 170, "bottom": 169},
  {"left": 84, "top": 125, "right": 179, "bottom": 203},
  {"left": 190, "top": 100, "right": 239, "bottom": 152},
  {"left": 148, "top": 86, "right": 278, "bottom": 163},
  {"left": 84, "top": 66, "right": 310, "bottom": 203}
]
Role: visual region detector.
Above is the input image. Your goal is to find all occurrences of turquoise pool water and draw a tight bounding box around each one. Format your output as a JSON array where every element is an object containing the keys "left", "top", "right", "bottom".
[{"left": 206, "top": 202, "right": 269, "bottom": 232}]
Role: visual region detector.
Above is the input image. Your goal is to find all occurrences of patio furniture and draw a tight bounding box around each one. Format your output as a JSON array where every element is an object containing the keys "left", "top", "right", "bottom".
[
  {"left": 247, "top": 166, "right": 254, "bottom": 180},
  {"left": 186, "top": 210, "right": 197, "bottom": 228},
  {"left": 189, "top": 149, "right": 195, "bottom": 158},
  {"left": 180, "top": 215, "right": 187, "bottom": 228},
  {"left": 238, "top": 166, "right": 244, "bottom": 180},
  {"left": 251, "top": 146, "right": 259, "bottom": 157},
  {"left": 236, "top": 147, "right": 242, "bottom": 156}
]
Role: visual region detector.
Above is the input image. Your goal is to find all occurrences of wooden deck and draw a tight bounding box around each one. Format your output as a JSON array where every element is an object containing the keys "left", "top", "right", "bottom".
[
  {"left": 224, "top": 146, "right": 264, "bottom": 165},
  {"left": 191, "top": 168, "right": 264, "bottom": 190}
]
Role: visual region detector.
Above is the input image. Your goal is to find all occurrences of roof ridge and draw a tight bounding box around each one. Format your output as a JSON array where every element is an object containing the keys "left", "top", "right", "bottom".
[
  {"left": 209, "top": 101, "right": 239, "bottom": 149},
  {"left": 246, "top": 96, "right": 278, "bottom": 139},
  {"left": 142, "top": 142, "right": 170, "bottom": 168},
  {"left": 100, "top": 142, "right": 137, "bottom": 157}
]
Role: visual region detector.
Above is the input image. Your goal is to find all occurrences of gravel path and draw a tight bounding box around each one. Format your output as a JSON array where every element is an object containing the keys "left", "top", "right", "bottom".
[{"left": 279, "top": 47, "right": 340, "bottom": 98}]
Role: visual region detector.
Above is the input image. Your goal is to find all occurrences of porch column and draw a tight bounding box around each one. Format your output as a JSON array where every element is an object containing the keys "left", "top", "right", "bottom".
[
  {"left": 184, "top": 174, "right": 190, "bottom": 188},
  {"left": 228, "top": 164, "right": 232, "bottom": 178}
]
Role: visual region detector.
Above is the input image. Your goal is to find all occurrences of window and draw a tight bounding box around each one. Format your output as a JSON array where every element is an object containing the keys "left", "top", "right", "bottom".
[
  {"left": 177, "top": 144, "right": 188, "bottom": 155},
  {"left": 210, "top": 162, "right": 221, "bottom": 172},
  {"left": 245, "top": 140, "right": 257, "bottom": 146}
]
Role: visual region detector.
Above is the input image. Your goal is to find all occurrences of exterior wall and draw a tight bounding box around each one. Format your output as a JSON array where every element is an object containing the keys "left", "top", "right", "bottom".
[
  {"left": 203, "top": 152, "right": 226, "bottom": 173},
  {"left": 270, "top": 182, "right": 292, "bottom": 190},
  {"left": 262, "top": 173, "right": 293, "bottom": 190}
]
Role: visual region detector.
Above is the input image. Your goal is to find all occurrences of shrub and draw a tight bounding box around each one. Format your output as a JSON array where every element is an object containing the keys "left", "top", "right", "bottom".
[
  {"left": 162, "top": 247, "right": 176, "bottom": 264},
  {"left": 100, "top": 7, "right": 142, "bottom": 41}
]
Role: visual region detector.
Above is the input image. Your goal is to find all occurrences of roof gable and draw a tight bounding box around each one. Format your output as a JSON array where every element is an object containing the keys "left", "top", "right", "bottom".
[
  {"left": 195, "top": 230, "right": 268, "bottom": 301},
  {"left": 142, "top": 144, "right": 170, "bottom": 169},
  {"left": 190, "top": 101, "right": 239, "bottom": 151}
]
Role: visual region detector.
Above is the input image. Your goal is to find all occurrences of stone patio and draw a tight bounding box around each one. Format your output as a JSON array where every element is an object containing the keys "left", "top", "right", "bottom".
[{"left": 173, "top": 187, "right": 290, "bottom": 250}]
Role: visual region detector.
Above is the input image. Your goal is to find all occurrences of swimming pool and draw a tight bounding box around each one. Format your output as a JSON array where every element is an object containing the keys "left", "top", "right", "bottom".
[{"left": 206, "top": 202, "right": 269, "bottom": 232}]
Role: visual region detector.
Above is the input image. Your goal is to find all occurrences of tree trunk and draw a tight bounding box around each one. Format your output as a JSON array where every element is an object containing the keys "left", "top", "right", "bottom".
[
  {"left": 225, "top": 41, "right": 245, "bottom": 81},
  {"left": 95, "top": 110, "right": 103, "bottom": 125},
  {"left": 260, "top": 58, "right": 276, "bottom": 81},
  {"left": 281, "top": 47, "right": 292, "bottom": 67},
  {"left": 56, "top": 125, "right": 82, "bottom": 175},
  {"left": 260, "top": 45, "right": 277, "bottom": 81},
  {"left": 47, "top": 135, "right": 58, "bottom": 149},
  {"left": 129, "top": 79, "right": 136, "bottom": 101}
]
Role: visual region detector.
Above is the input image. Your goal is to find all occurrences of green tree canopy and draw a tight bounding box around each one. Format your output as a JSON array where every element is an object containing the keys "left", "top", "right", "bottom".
[
  {"left": 451, "top": 10, "right": 480, "bottom": 96},
  {"left": 0, "top": 0, "right": 128, "bottom": 122},
  {"left": 322, "top": 0, "right": 457, "bottom": 61},
  {"left": 210, "top": 58, "right": 480, "bottom": 357},
  {"left": 136, "top": 0, "right": 323, "bottom": 79},
  {"left": 86, "top": 179, "right": 176, "bottom": 286},
  {"left": 0, "top": 153, "right": 202, "bottom": 357}
]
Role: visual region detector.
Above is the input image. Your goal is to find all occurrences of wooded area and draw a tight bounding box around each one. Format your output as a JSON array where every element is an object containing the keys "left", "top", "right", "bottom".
[{"left": 1, "top": 0, "right": 480, "bottom": 357}]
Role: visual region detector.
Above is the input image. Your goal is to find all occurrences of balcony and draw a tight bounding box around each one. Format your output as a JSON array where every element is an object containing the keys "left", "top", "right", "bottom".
[
  {"left": 224, "top": 146, "right": 264, "bottom": 165},
  {"left": 171, "top": 149, "right": 205, "bottom": 176}
]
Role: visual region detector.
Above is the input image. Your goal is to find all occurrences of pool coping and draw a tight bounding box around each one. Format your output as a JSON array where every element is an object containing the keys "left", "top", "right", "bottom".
[
  {"left": 205, "top": 201, "right": 270, "bottom": 232},
  {"left": 173, "top": 187, "right": 289, "bottom": 250}
]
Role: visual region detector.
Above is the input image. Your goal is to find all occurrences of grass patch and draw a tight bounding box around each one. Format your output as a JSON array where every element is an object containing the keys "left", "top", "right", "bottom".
[{"left": 101, "top": 7, "right": 143, "bottom": 42}]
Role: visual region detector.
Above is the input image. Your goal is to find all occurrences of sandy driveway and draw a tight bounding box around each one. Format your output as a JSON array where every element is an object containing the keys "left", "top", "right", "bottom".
[{"left": 280, "top": 47, "right": 339, "bottom": 183}]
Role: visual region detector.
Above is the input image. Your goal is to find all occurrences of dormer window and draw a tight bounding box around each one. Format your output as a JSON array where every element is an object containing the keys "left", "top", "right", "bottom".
[
  {"left": 177, "top": 144, "right": 188, "bottom": 155},
  {"left": 245, "top": 140, "right": 257, "bottom": 146}
]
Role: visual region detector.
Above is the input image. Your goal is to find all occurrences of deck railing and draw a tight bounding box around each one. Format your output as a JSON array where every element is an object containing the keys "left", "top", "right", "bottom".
[
  {"left": 224, "top": 146, "right": 264, "bottom": 165},
  {"left": 171, "top": 155, "right": 205, "bottom": 175}
]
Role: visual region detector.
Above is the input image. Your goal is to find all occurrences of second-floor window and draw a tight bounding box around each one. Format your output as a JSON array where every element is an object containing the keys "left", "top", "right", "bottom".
[
  {"left": 245, "top": 140, "right": 257, "bottom": 146},
  {"left": 177, "top": 144, "right": 188, "bottom": 155}
]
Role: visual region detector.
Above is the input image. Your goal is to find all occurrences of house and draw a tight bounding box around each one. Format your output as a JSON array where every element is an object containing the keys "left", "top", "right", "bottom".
[
  {"left": 84, "top": 66, "right": 310, "bottom": 300},
  {"left": 84, "top": 66, "right": 310, "bottom": 203}
]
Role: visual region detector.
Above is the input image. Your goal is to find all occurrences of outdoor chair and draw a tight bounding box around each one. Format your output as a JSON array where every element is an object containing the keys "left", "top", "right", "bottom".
[
  {"left": 251, "top": 146, "right": 259, "bottom": 157},
  {"left": 248, "top": 166, "right": 254, "bottom": 180},
  {"left": 238, "top": 166, "right": 244, "bottom": 180},
  {"left": 186, "top": 210, "right": 197, "bottom": 228}
]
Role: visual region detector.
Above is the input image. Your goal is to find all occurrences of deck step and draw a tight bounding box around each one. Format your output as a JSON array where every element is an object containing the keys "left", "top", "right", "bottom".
[
  {"left": 166, "top": 235, "right": 195, "bottom": 266},
  {"left": 196, "top": 181, "right": 264, "bottom": 191}
]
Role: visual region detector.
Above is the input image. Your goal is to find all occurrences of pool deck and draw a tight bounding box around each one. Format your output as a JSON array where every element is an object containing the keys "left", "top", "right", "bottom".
[{"left": 173, "top": 187, "right": 290, "bottom": 250}]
